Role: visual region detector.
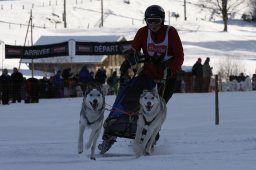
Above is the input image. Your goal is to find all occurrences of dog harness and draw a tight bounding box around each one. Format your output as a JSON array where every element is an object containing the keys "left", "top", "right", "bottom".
[
  {"left": 139, "top": 114, "right": 158, "bottom": 143},
  {"left": 84, "top": 113, "right": 104, "bottom": 126},
  {"left": 139, "top": 97, "right": 165, "bottom": 143},
  {"left": 142, "top": 114, "right": 157, "bottom": 126},
  {"left": 81, "top": 104, "right": 104, "bottom": 126}
]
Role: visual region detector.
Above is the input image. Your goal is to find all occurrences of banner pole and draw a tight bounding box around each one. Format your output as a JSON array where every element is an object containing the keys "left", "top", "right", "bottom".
[
  {"left": 30, "top": 10, "right": 34, "bottom": 78},
  {"left": 18, "top": 10, "right": 32, "bottom": 71}
]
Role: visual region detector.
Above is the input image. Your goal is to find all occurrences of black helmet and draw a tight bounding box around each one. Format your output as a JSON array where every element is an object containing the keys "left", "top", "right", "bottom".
[{"left": 144, "top": 5, "right": 165, "bottom": 20}]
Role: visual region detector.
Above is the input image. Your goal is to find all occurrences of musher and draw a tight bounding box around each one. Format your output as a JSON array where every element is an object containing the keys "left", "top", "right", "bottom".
[{"left": 98, "top": 4, "right": 184, "bottom": 154}]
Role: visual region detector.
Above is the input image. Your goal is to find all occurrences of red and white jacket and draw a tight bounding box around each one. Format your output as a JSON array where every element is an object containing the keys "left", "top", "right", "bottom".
[{"left": 131, "top": 25, "right": 184, "bottom": 79}]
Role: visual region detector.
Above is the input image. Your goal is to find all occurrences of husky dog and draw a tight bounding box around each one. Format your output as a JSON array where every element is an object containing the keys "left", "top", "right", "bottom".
[
  {"left": 78, "top": 84, "right": 105, "bottom": 160},
  {"left": 133, "top": 88, "right": 167, "bottom": 158}
]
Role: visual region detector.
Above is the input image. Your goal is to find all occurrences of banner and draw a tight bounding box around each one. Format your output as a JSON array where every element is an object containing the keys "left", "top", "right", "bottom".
[
  {"left": 5, "top": 42, "right": 69, "bottom": 59},
  {"left": 76, "top": 41, "right": 132, "bottom": 55}
]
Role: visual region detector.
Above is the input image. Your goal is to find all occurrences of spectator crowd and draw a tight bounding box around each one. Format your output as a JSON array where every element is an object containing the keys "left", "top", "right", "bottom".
[
  {"left": 221, "top": 73, "right": 256, "bottom": 91},
  {"left": 0, "top": 66, "right": 131, "bottom": 105},
  {"left": 1, "top": 63, "right": 256, "bottom": 105}
]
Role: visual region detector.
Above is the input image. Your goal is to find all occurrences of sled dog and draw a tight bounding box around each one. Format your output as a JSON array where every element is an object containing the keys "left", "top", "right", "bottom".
[
  {"left": 78, "top": 85, "right": 105, "bottom": 160},
  {"left": 133, "top": 88, "right": 167, "bottom": 158}
]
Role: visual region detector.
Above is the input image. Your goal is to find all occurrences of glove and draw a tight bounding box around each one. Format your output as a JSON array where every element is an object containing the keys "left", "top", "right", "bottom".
[
  {"left": 120, "top": 60, "right": 130, "bottom": 74},
  {"left": 150, "top": 53, "right": 165, "bottom": 68},
  {"left": 167, "top": 68, "right": 174, "bottom": 79},
  {"left": 123, "top": 48, "right": 139, "bottom": 66}
]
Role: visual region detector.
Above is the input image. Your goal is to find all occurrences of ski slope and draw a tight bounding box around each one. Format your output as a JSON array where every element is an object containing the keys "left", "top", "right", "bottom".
[{"left": 0, "top": 0, "right": 255, "bottom": 75}]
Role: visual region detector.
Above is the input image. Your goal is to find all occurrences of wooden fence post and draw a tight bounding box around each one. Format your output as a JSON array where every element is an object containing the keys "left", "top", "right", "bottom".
[{"left": 215, "top": 75, "right": 219, "bottom": 125}]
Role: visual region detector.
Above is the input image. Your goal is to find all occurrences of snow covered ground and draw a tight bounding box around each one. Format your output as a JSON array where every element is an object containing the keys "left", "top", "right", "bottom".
[
  {"left": 0, "top": 0, "right": 256, "bottom": 75},
  {"left": 0, "top": 2, "right": 256, "bottom": 168},
  {"left": 0, "top": 91, "right": 256, "bottom": 170}
]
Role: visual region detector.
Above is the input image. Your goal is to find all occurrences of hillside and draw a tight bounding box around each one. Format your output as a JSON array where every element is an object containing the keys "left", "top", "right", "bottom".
[{"left": 0, "top": 0, "right": 255, "bottom": 75}]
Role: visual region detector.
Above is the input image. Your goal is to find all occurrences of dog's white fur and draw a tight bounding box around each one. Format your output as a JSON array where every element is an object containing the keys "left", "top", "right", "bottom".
[
  {"left": 133, "top": 87, "right": 167, "bottom": 158},
  {"left": 78, "top": 86, "right": 105, "bottom": 160}
]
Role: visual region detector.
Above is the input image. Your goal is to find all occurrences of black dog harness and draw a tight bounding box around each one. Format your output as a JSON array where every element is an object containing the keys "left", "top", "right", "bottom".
[
  {"left": 140, "top": 114, "right": 158, "bottom": 142},
  {"left": 83, "top": 113, "right": 104, "bottom": 126},
  {"left": 81, "top": 103, "right": 104, "bottom": 126}
]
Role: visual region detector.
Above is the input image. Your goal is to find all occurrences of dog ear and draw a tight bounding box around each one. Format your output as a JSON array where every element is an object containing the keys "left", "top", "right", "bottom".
[
  {"left": 86, "top": 84, "right": 90, "bottom": 91},
  {"left": 151, "top": 87, "right": 159, "bottom": 98},
  {"left": 140, "top": 89, "right": 148, "bottom": 97},
  {"left": 97, "top": 84, "right": 104, "bottom": 94},
  {"left": 90, "top": 81, "right": 103, "bottom": 93},
  {"left": 154, "top": 83, "right": 158, "bottom": 91},
  {"left": 84, "top": 84, "right": 93, "bottom": 96}
]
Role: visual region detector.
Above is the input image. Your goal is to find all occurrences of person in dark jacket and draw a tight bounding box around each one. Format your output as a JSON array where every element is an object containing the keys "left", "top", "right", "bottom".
[
  {"left": 0, "top": 69, "right": 11, "bottom": 105},
  {"left": 25, "top": 77, "right": 40, "bottom": 103},
  {"left": 118, "top": 70, "right": 131, "bottom": 94},
  {"left": 192, "top": 58, "right": 203, "bottom": 92},
  {"left": 11, "top": 67, "right": 24, "bottom": 103},
  {"left": 89, "top": 71, "right": 95, "bottom": 81},
  {"left": 95, "top": 67, "right": 107, "bottom": 85},
  {"left": 40, "top": 76, "right": 50, "bottom": 98},
  {"left": 53, "top": 70, "right": 63, "bottom": 98},
  {"left": 79, "top": 65, "right": 91, "bottom": 93},
  {"left": 107, "top": 71, "right": 119, "bottom": 95},
  {"left": 202, "top": 57, "right": 213, "bottom": 92}
]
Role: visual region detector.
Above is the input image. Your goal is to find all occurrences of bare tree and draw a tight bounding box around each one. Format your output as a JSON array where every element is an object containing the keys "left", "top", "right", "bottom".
[
  {"left": 217, "top": 56, "right": 245, "bottom": 81},
  {"left": 200, "top": 0, "right": 245, "bottom": 31},
  {"left": 251, "top": 0, "right": 256, "bottom": 19}
]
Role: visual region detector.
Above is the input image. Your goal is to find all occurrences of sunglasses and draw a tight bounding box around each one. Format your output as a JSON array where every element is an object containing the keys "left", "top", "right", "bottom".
[{"left": 146, "top": 18, "right": 162, "bottom": 24}]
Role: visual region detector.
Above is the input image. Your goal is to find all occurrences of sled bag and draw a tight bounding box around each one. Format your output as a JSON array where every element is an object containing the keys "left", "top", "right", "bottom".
[{"left": 103, "top": 76, "right": 156, "bottom": 139}]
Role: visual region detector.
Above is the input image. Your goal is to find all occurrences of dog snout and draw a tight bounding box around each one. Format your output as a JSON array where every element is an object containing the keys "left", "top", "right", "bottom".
[
  {"left": 93, "top": 99, "right": 98, "bottom": 104},
  {"left": 147, "top": 102, "right": 151, "bottom": 106}
]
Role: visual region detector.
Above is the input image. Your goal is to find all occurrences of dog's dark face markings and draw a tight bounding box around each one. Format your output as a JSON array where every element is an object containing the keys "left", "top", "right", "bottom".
[
  {"left": 84, "top": 88, "right": 104, "bottom": 111},
  {"left": 140, "top": 89, "right": 159, "bottom": 114},
  {"left": 142, "top": 96, "right": 154, "bottom": 112}
]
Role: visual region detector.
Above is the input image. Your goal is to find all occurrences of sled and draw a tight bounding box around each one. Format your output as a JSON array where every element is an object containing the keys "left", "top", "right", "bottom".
[{"left": 103, "top": 75, "right": 157, "bottom": 139}]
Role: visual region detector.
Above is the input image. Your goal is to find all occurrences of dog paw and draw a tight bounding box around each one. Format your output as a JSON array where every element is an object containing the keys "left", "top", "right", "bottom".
[
  {"left": 78, "top": 142, "right": 84, "bottom": 153},
  {"left": 144, "top": 151, "right": 151, "bottom": 156},
  {"left": 90, "top": 156, "right": 96, "bottom": 160},
  {"left": 144, "top": 146, "right": 153, "bottom": 156},
  {"left": 135, "top": 151, "right": 142, "bottom": 158},
  {"left": 78, "top": 145, "right": 83, "bottom": 154},
  {"left": 133, "top": 146, "right": 143, "bottom": 158}
]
